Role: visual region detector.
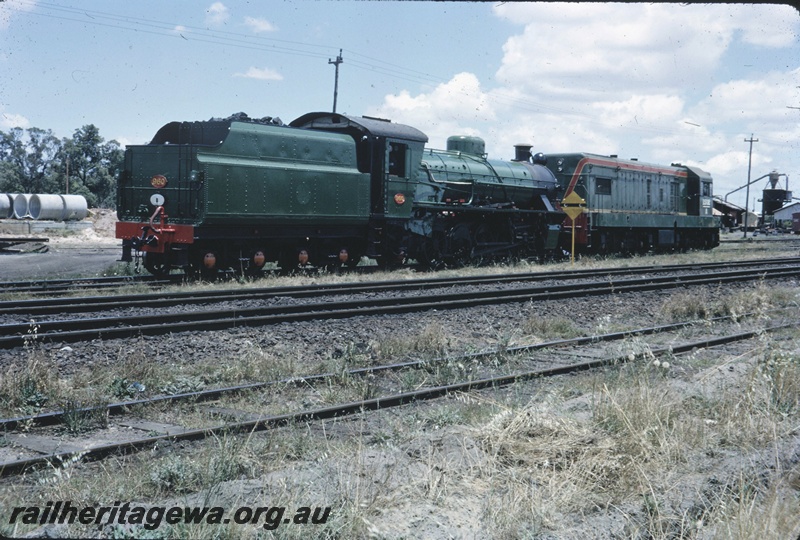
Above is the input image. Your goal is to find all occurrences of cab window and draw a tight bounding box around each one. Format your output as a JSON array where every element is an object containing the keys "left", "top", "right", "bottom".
[{"left": 389, "top": 143, "right": 407, "bottom": 177}]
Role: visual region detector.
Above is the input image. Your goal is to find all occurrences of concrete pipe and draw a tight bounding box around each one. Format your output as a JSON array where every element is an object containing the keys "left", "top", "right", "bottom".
[
  {"left": 6, "top": 194, "right": 18, "bottom": 218},
  {"left": 0, "top": 194, "right": 11, "bottom": 218},
  {"left": 29, "top": 194, "right": 66, "bottom": 220},
  {"left": 61, "top": 195, "right": 88, "bottom": 220},
  {"left": 13, "top": 194, "right": 33, "bottom": 219}
]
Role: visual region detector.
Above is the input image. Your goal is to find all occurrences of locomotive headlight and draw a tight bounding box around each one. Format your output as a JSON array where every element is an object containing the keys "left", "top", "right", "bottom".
[
  {"left": 557, "top": 158, "right": 564, "bottom": 166},
  {"left": 189, "top": 170, "right": 199, "bottom": 182},
  {"left": 394, "top": 193, "right": 406, "bottom": 205}
]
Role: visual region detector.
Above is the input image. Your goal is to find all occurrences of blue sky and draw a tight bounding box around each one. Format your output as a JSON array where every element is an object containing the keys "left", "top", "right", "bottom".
[{"left": 1, "top": 1, "right": 798, "bottom": 210}]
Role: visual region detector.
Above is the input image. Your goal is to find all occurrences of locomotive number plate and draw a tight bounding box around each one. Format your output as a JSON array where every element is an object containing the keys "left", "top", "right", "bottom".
[{"left": 150, "top": 174, "right": 168, "bottom": 188}]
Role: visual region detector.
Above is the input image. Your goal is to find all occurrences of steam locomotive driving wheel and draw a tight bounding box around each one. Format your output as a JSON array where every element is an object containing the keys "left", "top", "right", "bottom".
[{"left": 445, "top": 223, "right": 473, "bottom": 267}]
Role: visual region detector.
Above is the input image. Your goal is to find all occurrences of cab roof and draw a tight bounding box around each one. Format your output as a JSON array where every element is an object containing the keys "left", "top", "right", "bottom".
[{"left": 290, "top": 112, "right": 428, "bottom": 143}]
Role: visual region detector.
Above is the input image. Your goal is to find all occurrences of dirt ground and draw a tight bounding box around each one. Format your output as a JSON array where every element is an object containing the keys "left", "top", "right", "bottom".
[{"left": 0, "top": 210, "right": 123, "bottom": 281}]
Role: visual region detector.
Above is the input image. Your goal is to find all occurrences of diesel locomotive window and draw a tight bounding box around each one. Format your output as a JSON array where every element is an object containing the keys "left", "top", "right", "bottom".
[
  {"left": 702, "top": 182, "right": 712, "bottom": 197},
  {"left": 389, "top": 143, "right": 407, "bottom": 177},
  {"left": 595, "top": 177, "right": 612, "bottom": 195}
]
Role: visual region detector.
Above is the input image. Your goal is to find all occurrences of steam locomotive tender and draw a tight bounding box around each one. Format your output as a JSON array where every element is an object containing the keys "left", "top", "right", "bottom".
[{"left": 115, "top": 112, "right": 719, "bottom": 275}]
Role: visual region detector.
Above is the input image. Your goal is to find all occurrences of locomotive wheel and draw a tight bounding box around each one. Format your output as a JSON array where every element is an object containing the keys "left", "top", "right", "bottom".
[
  {"left": 143, "top": 252, "right": 170, "bottom": 277},
  {"left": 197, "top": 251, "right": 219, "bottom": 281},
  {"left": 445, "top": 223, "right": 473, "bottom": 267},
  {"left": 472, "top": 223, "right": 503, "bottom": 264},
  {"left": 247, "top": 249, "right": 268, "bottom": 277},
  {"left": 412, "top": 238, "right": 441, "bottom": 270}
]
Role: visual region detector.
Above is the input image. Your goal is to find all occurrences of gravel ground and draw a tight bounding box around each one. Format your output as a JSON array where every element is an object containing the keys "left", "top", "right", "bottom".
[
  {"left": 2, "top": 219, "right": 800, "bottom": 539},
  {"left": 3, "top": 278, "right": 781, "bottom": 376},
  {"left": 0, "top": 210, "right": 121, "bottom": 281}
]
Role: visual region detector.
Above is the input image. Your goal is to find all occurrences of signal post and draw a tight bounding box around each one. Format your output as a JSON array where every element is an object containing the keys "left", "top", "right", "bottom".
[{"left": 561, "top": 192, "right": 586, "bottom": 265}]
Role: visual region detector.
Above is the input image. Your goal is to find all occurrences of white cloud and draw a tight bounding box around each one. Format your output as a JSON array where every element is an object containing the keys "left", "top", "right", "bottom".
[
  {"left": 205, "top": 2, "right": 229, "bottom": 27},
  {"left": 1, "top": 111, "right": 30, "bottom": 129},
  {"left": 493, "top": 3, "right": 736, "bottom": 99},
  {"left": 593, "top": 95, "right": 685, "bottom": 129},
  {"left": 477, "top": 2, "right": 799, "bottom": 204},
  {"left": 244, "top": 16, "right": 277, "bottom": 34},
  {"left": 0, "top": 0, "right": 36, "bottom": 31},
  {"left": 233, "top": 67, "right": 283, "bottom": 81},
  {"left": 372, "top": 72, "right": 495, "bottom": 148},
  {"left": 706, "top": 150, "right": 757, "bottom": 179},
  {"left": 691, "top": 69, "right": 800, "bottom": 125},
  {"left": 113, "top": 136, "right": 136, "bottom": 150}
]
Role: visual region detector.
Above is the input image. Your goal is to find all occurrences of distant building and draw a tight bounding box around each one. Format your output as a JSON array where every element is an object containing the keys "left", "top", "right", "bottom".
[
  {"left": 772, "top": 201, "right": 800, "bottom": 228},
  {"left": 713, "top": 197, "right": 746, "bottom": 229}
]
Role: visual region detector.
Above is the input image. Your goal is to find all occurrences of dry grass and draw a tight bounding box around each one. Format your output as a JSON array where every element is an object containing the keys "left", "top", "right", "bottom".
[
  {"left": 466, "top": 329, "right": 800, "bottom": 538},
  {"left": 377, "top": 320, "right": 451, "bottom": 360},
  {"left": 701, "top": 472, "right": 800, "bottom": 539},
  {"left": 4, "top": 331, "right": 800, "bottom": 538},
  {"left": 521, "top": 315, "right": 584, "bottom": 341},
  {"left": 2, "top": 240, "right": 799, "bottom": 538},
  {"left": 659, "top": 282, "right": 799, "bottom": 323}
]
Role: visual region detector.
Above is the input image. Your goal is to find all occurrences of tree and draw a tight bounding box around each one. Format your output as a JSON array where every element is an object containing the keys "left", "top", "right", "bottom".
[
  {"left": 0, "top": 124, "right": 123, "bottom": 208},
  {"left": 53, "top": 125, "right": 124, "bottom": 207},
  {"left": 0, "top": 127, "right": 62, "bottom": 193}
]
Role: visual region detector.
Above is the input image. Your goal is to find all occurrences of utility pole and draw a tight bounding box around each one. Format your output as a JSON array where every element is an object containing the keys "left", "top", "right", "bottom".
[
  {"left": 328, "top": 49, "right": 343, "bottom": 113},
  {"left": 743, "top": 134, "right": 758, "bottom": 238}
]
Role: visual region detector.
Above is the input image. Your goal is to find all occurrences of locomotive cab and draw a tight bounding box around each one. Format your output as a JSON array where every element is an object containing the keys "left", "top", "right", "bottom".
[{"left": 290, "top": 113, "right": 428, "bottom": 265}]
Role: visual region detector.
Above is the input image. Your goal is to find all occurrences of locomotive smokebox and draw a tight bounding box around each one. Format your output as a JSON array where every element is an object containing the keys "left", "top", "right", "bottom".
[
  {"left": 447, "top": 135, "right": 486, "bottom": 156},
  {"left": 512, "top": 144, "right": 532, "bottom": 162}
]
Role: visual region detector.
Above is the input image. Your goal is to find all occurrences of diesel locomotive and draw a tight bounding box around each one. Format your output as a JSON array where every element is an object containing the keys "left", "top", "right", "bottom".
[{"left": 115, "top": 112, "right": 719, "bottom": 276}]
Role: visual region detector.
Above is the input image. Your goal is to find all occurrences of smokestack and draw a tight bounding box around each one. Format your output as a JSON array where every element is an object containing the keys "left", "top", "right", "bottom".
[{"left": 513, "top": 144, "right": 532, "bottom": 162}]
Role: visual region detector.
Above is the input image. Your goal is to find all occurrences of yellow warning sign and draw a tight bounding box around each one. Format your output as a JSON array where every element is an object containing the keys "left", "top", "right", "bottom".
[
  {"left": 561, "top": 192, "right": 586, "bottom": 266},
  {"left": 563, "top": 205, "right": 584, "bottom": 220},
  {"left": 561, "top": 192, "right": 585, "bottom": 220},
  {"left": 562, "top": 191, "right": 585, "bottom": 206}
]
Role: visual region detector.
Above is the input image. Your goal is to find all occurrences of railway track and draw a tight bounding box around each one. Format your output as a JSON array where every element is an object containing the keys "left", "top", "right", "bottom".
[
  {"left": 1, "top": 256, "right": 798, "bottom": 319},
  {"left": 0, "top": 274, "right": 174, "bottom": 295},
  {"left": 0, "top": 309, "right": 786, "bottom": 432},
  {"left": 1, "top": 261, "right": 798, "bottom": 349},
  {"left": 1, "top": 255, "right": 798, "bottom": 299},
  {"left": 1, "top": 313, "right": 795, "bottom": 478}
]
